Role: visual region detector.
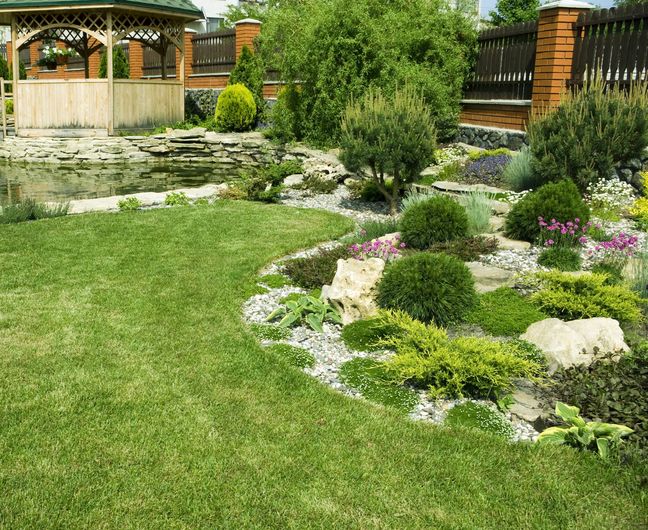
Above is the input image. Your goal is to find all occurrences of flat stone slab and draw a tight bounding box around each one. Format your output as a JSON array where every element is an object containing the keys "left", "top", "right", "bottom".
[
  {"left": 465, "top": 261, "right": 514, "bottom": 293},
  {"left": 66, "top": 184, "right": 226, "bottom": 214},
  {"left": 431, "top": 180, "right": 507, "bottom": 195},
  {"left": 481, "top": 232, "right": 530, "bottom": 251}
]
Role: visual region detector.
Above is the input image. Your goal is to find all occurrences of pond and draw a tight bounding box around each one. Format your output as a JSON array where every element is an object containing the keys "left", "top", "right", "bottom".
[{"left": 0, "top": 162, "right": 241, "bottom": 204}]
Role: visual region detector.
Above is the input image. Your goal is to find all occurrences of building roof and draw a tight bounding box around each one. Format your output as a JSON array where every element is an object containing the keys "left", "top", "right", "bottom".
[{"left": 0, "top": 0, "right": 203, "bottom": 18}]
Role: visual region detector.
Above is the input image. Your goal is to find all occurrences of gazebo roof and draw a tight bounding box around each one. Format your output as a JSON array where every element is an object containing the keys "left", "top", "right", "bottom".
[{"left": 0, "top": 0, "right": 203, "bottom": 18}]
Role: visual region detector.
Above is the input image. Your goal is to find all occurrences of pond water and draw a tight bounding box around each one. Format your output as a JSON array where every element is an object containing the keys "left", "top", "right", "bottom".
[{"left": 0, "top": 162, "right": 241, "bottom": 204}]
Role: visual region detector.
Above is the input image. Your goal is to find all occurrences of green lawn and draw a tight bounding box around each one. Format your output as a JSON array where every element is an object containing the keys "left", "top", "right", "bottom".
[{"left": 0, "top": 202, "right": 645, "bottom": 529}]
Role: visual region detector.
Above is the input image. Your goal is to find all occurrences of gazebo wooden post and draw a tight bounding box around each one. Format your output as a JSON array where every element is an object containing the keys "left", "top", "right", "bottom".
[
  {"left": 106, "top": 11, "right": 114, "bottom": 135},
  {"left": 160, "top": 38, "right": 168, "bottom": 80},
  {"left": 178, "top": 34, "right": 185, "bottom": 118},
  {"left": 10, "top": 14, "right": 19, "bottom": 134}
]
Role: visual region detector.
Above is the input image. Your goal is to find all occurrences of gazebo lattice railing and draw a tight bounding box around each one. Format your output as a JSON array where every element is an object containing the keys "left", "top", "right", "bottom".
[{"left": 0, "top": 0, "right": 202, "bottom": 136}]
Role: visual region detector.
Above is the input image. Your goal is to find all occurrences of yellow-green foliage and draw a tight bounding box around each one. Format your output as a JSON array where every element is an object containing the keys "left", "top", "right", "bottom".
[
  {"left": 532, "top": 272, "right": 644, "bottom": 323},
  {"left": 630, "top": 172, "right": 648, "bottom": 221},
  {"left": 215, "top": 83, "right": 257, "bottom": 132},
  {"left": 5, "top": 98, "right": 13, "bottom": 115},
  {"left": 379, "top": 311, "right": 543, "bottom": 399},
  {"left": 468, "top": 148, "right": 510, "bottom": 161}
]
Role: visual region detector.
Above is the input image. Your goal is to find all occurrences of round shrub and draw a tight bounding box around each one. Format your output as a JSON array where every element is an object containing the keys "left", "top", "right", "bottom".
[
  {"left": 399, "top": 196, "right": 468, "bottom": 250},
  {"left": 505, "top": 180, "right": 590, "bottom": 243},
  {"left": 537, "top": 247, "right": 582, "bottom": 271},
  {"left": 377, "top": 253, "right": 477, "bottom": 326},
  {"left": 215, "top": 83, "right": 257, "bottom": 132}
]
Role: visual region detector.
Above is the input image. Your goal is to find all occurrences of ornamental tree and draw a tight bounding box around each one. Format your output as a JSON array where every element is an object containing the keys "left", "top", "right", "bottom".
[
  {"left": 340, "top": 87, "right": 436, "bottom": 215},
  {"left": 489, "top": 0, "right": 539, "bottom": 27}
]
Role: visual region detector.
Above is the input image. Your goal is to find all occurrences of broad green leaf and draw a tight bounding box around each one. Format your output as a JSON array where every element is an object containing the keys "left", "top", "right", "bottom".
[
  {"left": 555, "top": 402, "right": 580, "bottom": 423},
  {"left": 596, "top": 438, "right": 610, "bottom": 459},
  {"left": 265, "top": 308, "right": 286, "bottom": 322},
  {"left": 589, "top": 422, "right": 634, "bottom": 438},
  {"left": 306, "top": 313, "right": 324, "bottom": 332},
  {"left": 279, "top": 313, "right": 300, "bottom": 328},
  {"left": 537, "top": 427, "right": 568, "bottom": 445}
]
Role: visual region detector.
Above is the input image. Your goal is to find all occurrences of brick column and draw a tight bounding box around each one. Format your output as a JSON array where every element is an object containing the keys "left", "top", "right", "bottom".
[
  {"left": 129, "top": 40, "right": 144, "bottom": 79},
  {"left": 234, "top": 18, "right": 262, "bottom": 60},
  {"left": 531, "top": 0, "right": 595, "bottom": 111}
]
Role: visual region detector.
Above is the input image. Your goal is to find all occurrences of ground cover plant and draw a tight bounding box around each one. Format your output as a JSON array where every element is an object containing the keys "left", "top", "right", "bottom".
[
  {"left": 339, "top": 357, "right": 419, "bottom": 412},
  {"left": 340, "top": 317, "right": 399, "bottom": 352},
  {"left": 445, "top": 402, "right": 515, "bottom": 439},
  {"left": 0, "top": 202, "right": 645, "bottom": 527},
  {"left": 117, "top": 197, "right": 142, "bottom": 211},
  {"left": 465, "top": 287, "right": 546, "bottom": 337},
  {"left": 264, "top": 343, "right": 315, "bottom": 369},
  {"left": 283, "top": 245, "right": 349, "bottom": 289}
]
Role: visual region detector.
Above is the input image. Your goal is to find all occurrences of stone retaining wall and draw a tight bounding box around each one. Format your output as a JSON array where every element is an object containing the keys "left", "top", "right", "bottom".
[
  {"left": 0, "top": 130, "right": 300, "bottom": 169},
  {"left": 456, "top": 124, "right": 529, "bottom": 151}
]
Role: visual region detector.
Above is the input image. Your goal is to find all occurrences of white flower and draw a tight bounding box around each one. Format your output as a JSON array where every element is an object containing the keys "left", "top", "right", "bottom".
[{"left": 586, "top": 177, "right": 636, "bottom": 213}]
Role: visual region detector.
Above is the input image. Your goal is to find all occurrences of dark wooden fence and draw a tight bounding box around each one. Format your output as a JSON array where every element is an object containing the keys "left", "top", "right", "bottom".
[
  {"left": 571, "top": 4, "right": 648, "bottom": 88},
  {"left": 143, "top": 45, "right": 176, "bottom": 77},
  {"left": 191, "top": 29, "right": 236, "bottom": 75},
  {"left": 464, "top": 21, "right": 537, "bottom": 100}
]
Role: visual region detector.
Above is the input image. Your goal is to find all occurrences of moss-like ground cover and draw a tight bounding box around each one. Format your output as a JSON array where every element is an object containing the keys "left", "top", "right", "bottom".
[{"left": 0, "top": 201, "right": 645, "bottom": 528}]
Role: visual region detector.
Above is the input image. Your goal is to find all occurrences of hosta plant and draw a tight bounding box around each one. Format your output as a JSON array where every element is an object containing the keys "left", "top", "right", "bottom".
[
  {"left": 537, "top": 402, "right": 633, "bottom": 459},
  {"left": 266, "top": 295, "right": 342, "bottom": 332}
]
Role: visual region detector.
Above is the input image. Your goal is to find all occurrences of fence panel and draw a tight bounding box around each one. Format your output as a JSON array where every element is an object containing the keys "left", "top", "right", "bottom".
[
  {"left": 571, "top": 4, "right": 648, "bottom": 88},
  {"left": 142, "top": 45, "right": 176, "bottom": 77},
  {"left": 191, "top": 29, "right": 236, "bottom": 74},
  {"left": 464, "top": 21, "right": 537, "bottom": 101}
]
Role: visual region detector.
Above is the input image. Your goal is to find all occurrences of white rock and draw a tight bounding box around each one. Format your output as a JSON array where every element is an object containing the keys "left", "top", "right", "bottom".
[
  {"left": 322, "top": 257, "right": 385, "bottom": 325},
  {"left": 521, "top": 317, "right": 628, "bottom": 374},
  {"left": 283, "top": 174, "right": 304, "bottom": 187}
]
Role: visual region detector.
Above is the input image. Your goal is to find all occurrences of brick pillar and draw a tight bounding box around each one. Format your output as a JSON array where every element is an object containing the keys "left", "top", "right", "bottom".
[
  {"left": 129, "top": 40, "right": 144, "bottom": 79},
  {"left": 531, "top": 0, "right": 595, "bottom": 111},
  {"left": 182, "top": 30, "right": 195, "bottom": 81},
  {"left": 234, "top": 18, "right": 262, "bottom": 60}
]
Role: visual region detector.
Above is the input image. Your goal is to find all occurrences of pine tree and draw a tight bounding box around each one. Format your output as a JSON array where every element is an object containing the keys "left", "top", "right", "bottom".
[
  {"left": 229, "top": 45, "right": 265, "bottom": 122},
  {"left": 99, "top": 46, "right": 130, "bottom": 79}
]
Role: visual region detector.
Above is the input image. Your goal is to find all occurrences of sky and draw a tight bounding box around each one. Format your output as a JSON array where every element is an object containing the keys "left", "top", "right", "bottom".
[{"left": 480, "top": 0, "right": 616, "bottom": 17}]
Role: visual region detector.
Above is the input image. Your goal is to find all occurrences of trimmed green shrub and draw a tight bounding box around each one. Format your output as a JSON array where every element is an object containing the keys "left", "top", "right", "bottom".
[
  {"left": 377, "top": 253, "right": 477, "bottom": 326},
  {"left": 532, "top": 271, "right": 644, "bottom": 324},
  {"left": 503, "top": 147, "right": 541, "bottom": 191},
  {"left": 528, "top": 79, "right": 648, "bottom": 192},
  {"left": 537, "top": 247, "right": 582, "bottom": 271},
  {"left": 339, "top": 357, "right": 419, "bottom": 412},
  {"left": 261, "top": 0, "right": 476, "bottom": 145},
  {"left": 215, "top": 83, "right": 257, "bottom": 132},
  {"left": 99, "top": 46, "right": 130, "bottom": 79},
  {"left": 400, "top": 195, "right": 468, "bottom": 250},
  {"left": 505, "top": 180, "right": 590, "bottom": 243},
  {"left": 283, "top": 245, "right": 350, "bottom": 290},
  {"left": 465, "top": 287, "right": 546, "bottom": 337},
  {"left": 548, "top": 349, "right": 648, "bottom": 454},
  {"left": 266, "top": 160, "right": 303, "bottom": 184},
  {"left": 427, "top": 236, "right": 499, "bottom": 262},
  {"left": 340, "top": 87, "right": 436, "bottom": 214},
  {"left": 341, "top": 318, "right": 399, "bottom": 352},
  {"left": 229, "top": 45, "right": 265, "bottom": 122},
  {"left": 250, "top": 323, "right": 290, "bottom": 341},
  {"left": 445, "top": 402, "right": 515, "bottom": 439},
  {"left": 379, "top": 311, "right": 543, "bottom": 399},
  {"left": 0, "top": 198, "right": 68, "bottom": 224},
  {"left": 459, "top": 191, "right": 492, "bottom": 236},
  {"left": 265, "top": 343, "right": 315, "bottom": 368}
]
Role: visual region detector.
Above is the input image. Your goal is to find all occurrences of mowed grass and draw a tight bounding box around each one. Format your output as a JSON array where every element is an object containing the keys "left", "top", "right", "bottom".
[{"left": 0, "top": 201, "right": 645, "bottom": 529}]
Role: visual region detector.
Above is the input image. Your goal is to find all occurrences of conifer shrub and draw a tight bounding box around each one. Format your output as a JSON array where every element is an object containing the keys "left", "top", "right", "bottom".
[
  {"left": 99, "top": 46, "right": 130, "bottom": 79},
  {"left": 528, "top": 79, "right": 648, "bottom": 192},
  {"left": 505, "top": 180, "right": 590, "bottom": 243},
  {"left": 215, "top": 83, "right": 257, "bottom": 132},
  {"left": 399, "top": 195, "right": 468, "bottom": 249},
  {"left": 377, "top": 253, "right": 477, "bottom": 326},
  {"left": 229, "top": 45, "right": 265, "bottom": 122}
]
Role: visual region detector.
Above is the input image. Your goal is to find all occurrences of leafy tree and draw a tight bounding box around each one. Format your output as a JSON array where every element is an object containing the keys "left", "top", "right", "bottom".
[
  {"left": 261, "top": 0, "right": 476, "bottom": 145},
  {"left": 489, "top": 0, "right": 539, "bottom": 26},
  {"left": 229, "top": 45, "right": 265, "bottom": 122},
  {"left": 340, "top": 87, "right": 436, "bottom": 214},
  {"left": 615, "top": 0, "right": 648, "bottom": 5},
  {"left": 99, "top": 46, "right": 130, "bottom": 79},
  {"left": 223, "top": 2, "right": 269, "bottom": 27}
]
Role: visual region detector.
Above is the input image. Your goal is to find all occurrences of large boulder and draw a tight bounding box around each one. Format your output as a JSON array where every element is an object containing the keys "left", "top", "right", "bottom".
[
  {"left": 465, "top": 262, "right": 514, "bottom": 293},
  {"left": 302, "top": 152, "right": 352, "bottom": 183},
  {"left": 521, "top": 317, "right": 629, "bottom": 373},
  {"left": 322, "top": 258, "right": 385, "bottom": 325}
]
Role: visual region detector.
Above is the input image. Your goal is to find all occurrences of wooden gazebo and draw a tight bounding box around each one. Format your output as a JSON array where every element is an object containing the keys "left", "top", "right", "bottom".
[{"left": 0, "top": 0, "right": 202, "bottom": 136}]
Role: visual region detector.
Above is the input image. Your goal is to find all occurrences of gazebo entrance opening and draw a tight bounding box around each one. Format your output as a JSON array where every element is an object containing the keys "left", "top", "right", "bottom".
[{"left": 0, "top": 1, "right": 202, "bottom": 136}]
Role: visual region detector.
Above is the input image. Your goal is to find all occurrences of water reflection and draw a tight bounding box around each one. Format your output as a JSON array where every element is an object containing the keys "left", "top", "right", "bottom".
[{"left": 0, "top": 162, "right": 241, "bottom": 203}]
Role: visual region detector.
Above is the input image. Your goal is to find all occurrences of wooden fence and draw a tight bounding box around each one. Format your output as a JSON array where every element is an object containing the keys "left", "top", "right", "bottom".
[
  {"left": 571, "top": 4, "right": 648, "bottom": 88},
  {"left": 191, "top": 29, "right": 236, "bottom": 75},
  {"left": 464, "top": 21, "right": 537, "bottom": 101},
  {"left": 142, "top": 45, "right": 176, "bottom": 77}
]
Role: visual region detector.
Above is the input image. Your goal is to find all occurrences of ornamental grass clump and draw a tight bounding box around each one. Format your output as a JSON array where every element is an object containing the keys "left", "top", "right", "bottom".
[
  {"left": 378, "top": 311, "right": 544, "bottom": 399},
  {"left": 399, "top": 195, "right": 468, "bottom": 249},
  {"left": 459, "top": 191, "right": 492, "bottom": 236},
  {"left": 377, "top": 253, "right": 477, "bottom": 326}
]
